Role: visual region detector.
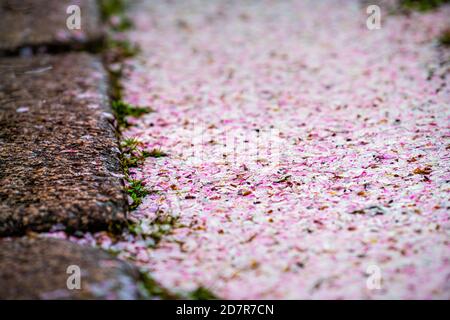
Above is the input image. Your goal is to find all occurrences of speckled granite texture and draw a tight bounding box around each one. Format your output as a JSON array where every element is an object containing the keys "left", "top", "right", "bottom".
[
  {"left": 0, "top": 53, "right": 127, "bottom": 235},
  {"left": 0, "top": 0, "right": 103, "bottom": 52},
  {"left": 0, "top": 237, "right": 142, "bottom": 299}
]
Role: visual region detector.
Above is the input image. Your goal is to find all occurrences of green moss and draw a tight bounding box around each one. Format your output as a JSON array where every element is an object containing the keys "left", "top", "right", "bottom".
[
  {"left": 107, "top": 39, "right": 140, "bottom": 60},
  {"left": 119, "top": 138, "right": 164, "bottom": 176},
  {"left": 115, "top": 17, "right": 133, "bottom": 32},
  {"left": 128, "top": 213, "right": 177, "bottom": 245},
  {"left": 139, "top": 272, "right": 181, "bottom": 299},
  {"left": 99, "top": 0, "right": 127, "bottom": 20},
  {"left": 188, "top": 287, "right": 218, "bottom": 300},
  {"left": 112, "top": 100, "right": 152, "bottom": 128},
  {"left": 144, "top": 148, "right": 168, "bottom": 158},
  {"left": 400, "top": 0, "right": 450, "bottom": 12},
  {"left": 121, "top": 137, "right": 142, "bottom": 150},
  {"left": 151, "top": 215, "right": 177, "bottom": 243},
  {"left": 118, "top": 137, "right": 166, "bottom": 211},
  {"left": 127, "top": 179, "right": 152, "bottom": 210},
  {"left": 121, "top": 153, "right": 141, "bottom": 170},
  {"left": 139, "top": 272, "right": 219, "bottom": 300},
  {"left": 99, "top": 0, "right": 133, "bottom": 31}
]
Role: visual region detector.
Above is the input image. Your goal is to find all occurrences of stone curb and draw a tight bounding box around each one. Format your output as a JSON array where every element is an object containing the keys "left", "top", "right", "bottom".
[
  {"left": 0, "top": 237, "right": 143, "bottom": 299},
  {"left": 0, "top": 53, "right": 127, "bottom": 236},
  {"left": 0, "top": 0, "right": 104, "bottom": 54}
]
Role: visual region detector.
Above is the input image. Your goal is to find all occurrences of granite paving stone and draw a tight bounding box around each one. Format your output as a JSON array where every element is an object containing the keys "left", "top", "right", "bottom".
[
  {"left": 0, "top": 52, "right": 127, "bottom": 236},
  {"left": 0, "top": 0, "right": 103, "bottom": 53},
  {"left": 0, "top": 237, "right": 142, "bottom": 299}
]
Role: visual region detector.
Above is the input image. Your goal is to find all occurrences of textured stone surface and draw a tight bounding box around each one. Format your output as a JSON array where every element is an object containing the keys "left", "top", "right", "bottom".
[
  {"left": 0, "top": 237, "right": 142, "bottom": 299},
  {"left": 0, "top": 53, "right": 127, "bottom": 235},
  {"left": 0, "top": 0, "right": 103, "bottom": 52}
]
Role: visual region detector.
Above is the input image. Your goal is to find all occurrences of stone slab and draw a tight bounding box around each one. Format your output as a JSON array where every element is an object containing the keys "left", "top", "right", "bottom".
[
  {"left": 0, "top": 237, "right": 142, "bottom": 299},
  {"left": 0, "top": 53, "right": 127, "bottom": 236},
  {"left": 0, "top": 0, "right": 103, "bottom": 52}
]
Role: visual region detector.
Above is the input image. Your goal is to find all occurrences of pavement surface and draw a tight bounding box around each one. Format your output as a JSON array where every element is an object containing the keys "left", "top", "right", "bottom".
[{"left": 68, "top": 0, "right": 449, "bottom": 299}]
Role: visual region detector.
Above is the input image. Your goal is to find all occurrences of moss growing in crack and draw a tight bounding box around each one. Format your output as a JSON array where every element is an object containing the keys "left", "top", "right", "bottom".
[
  {"left": 120, "top": 138, "right": 146, "bottom": 168},
  {"left": 100, "top": 0, "right": 127, "bottom": 18},
  {"left": 112, "top": 100, "right": 152, "bottom": 128},
  {"left": 149, "top": 214, "right": 177, "bottom": 244},
  {"left": 107, "top": 39, "right": 140, "bottom": 59},
  {"left": 139, "top": 272, "right": 181, "bottom": 299},
  {"left": 128, "top": 212, "right": 178, "bottom": 245},
  {"left": 139, "top": 272, "right": 221, "bottom": 300},
  {"left": 121, "top": 153, "right": 143, "bottom": 172},
  {"left": 121, "top": 137, "right": 142, "bottom": 150},
  {"left": 127, "top": 179, "right": 152, "bottom": 210},
  {"left": 400, "top": 0, "right": 450, "bottom": 12},
  {"left": 115, "top": 17, "right": 133, "bottom": 32},
  {"left": 99, "top": 0, "right": 133, "bottom": 31},
  {"left": 143, "top": 148, "right": 168, "bottom": 158},
  {"left": 187, "top": 287, "right": 218, "bottom": 300},
  {"left": 118, "top": 138, "right": 154, "bottom": 212},
  {"left": 118, "top": 137, "right": 164, "bottom": 211},
  {"left": 120, "top": 138, "right": 164, "bottom": 176}
]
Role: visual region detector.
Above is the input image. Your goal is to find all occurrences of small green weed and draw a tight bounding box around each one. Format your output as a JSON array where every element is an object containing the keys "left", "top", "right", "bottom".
[
  {"left": 127, "top": 179, "right": 152, "bottom": 210},
  {"left": 112, "top": 100, "right": 152, "bottom": 128}
]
